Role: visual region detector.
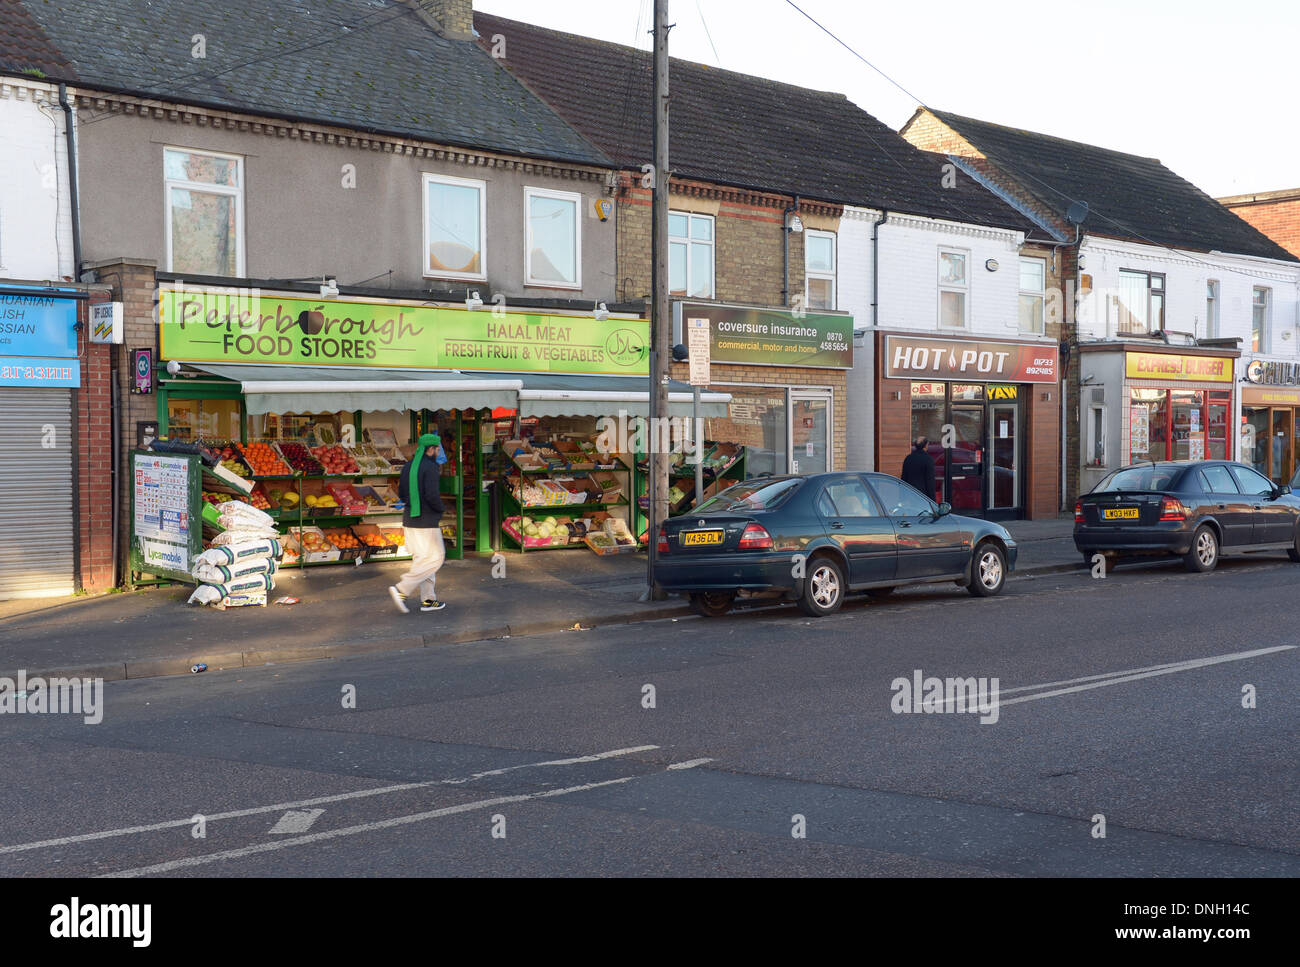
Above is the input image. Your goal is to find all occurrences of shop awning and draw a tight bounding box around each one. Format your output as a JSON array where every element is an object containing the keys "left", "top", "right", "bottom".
[
  {"left": 184, "top": 364, "right": 522, "bottom": 414},
  {"left": 483, "top": 373, "right": 732, "bottom": 420}
]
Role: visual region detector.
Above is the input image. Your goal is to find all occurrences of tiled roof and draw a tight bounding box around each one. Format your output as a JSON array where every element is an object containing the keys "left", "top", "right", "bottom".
[
  {"left": 474, "top": 12, "right": 1034, "bottom": 232},
  {"left": 927, "top": 110, "right": 1298, "bottom": 263},
  {"left": 0, "top": 0, "right": 608, "bottom": 166}
]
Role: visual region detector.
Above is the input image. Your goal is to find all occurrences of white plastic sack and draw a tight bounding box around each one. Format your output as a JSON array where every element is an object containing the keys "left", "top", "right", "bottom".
[
  {"left": 192, "top": 556, "right": 278, "bottom": 586},
  {"left": 211, "top": 526, "right": 279, "bottom": 546},
  {"left": 187, "top": 585, "right": 224, "bottom": 606},
  {"left": 216, "top": 502, "right": 274, "bottom": 529},
  {"left": 196, "top": 538, "right": 282, "bottom": 567}
]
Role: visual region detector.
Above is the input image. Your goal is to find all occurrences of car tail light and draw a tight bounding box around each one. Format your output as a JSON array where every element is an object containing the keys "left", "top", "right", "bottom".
[
  {"left": 657, "top": 525, "right": 669, "bottom": 554},
  {"left": 1074, "top": 501, "right": 1083, "bottom": 523},
  {"left": 1159, "top": 497, "right": 1186, "bottom": 522},
  {"left": 738, "top": 523, "right": 773, "bottom": 550}
]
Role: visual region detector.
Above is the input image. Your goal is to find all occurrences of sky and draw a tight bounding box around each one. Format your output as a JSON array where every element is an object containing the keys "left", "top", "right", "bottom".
[{"left": 476, "top": 0, "right": 1298, "bottom": 199}]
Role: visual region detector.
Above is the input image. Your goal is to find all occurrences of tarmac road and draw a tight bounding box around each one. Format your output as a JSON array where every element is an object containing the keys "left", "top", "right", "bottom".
[{"left": 0, "top": 552, "right": 1296, "bottom": 877}]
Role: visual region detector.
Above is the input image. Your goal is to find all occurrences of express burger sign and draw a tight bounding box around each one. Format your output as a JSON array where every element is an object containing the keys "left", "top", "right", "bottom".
[{"left": 884, "top": 336, "right": 1058, "bottom": 384}]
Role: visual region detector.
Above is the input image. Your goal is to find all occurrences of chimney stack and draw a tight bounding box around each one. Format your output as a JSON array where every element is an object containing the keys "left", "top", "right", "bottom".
[{"left": 410, "top": 0, "right": 474, "bottom": 40}]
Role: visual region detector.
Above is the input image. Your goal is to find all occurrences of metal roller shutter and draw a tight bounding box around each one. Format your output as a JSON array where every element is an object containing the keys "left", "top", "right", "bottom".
[{"left": 0, "top": 389, "right": 75, "bottom": 598}]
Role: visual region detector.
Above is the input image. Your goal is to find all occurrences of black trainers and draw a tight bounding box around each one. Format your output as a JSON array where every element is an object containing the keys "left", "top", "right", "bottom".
[{"left": 420, "top": 599, "right": 446, "bottom": 612}]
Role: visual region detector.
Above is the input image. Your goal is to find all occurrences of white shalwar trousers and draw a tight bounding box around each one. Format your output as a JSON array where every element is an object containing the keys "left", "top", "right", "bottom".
[{"left": 396, "top": 526, "right": 445, "bottom": 601}]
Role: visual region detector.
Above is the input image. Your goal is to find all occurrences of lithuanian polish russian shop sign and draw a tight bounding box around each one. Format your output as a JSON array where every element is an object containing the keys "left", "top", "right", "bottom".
[
  {"left": 674, "top": 301, "right": 853, "bottom": 369},
  {"left": 884, "top": 335, "right": 1058, "bottom": 383},
  {"left": 0, "top": 287, "right": 81, "bottom": 387},
  {"left": 158, "top": 285, "right": 648, "bottom": 376}
]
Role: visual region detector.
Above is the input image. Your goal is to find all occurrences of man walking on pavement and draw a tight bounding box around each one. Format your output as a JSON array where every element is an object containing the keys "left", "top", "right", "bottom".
[
  {"left": 389, "top": 432, "right": 447, "bottom": 613},
  {"left": 901, "top": 435, "right": 938, "bottom": 503}
]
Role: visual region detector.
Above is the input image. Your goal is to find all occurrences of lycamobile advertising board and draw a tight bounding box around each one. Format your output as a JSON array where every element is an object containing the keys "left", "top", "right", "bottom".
[
  {"left": 129, "top": 450, "right": 202, "bottom": 583},
  {"left": 158, "top": 285, "right": 649, "bottom": 376},
  {"left": 672, "top": 301, "right": 853, "bottom": 369}
]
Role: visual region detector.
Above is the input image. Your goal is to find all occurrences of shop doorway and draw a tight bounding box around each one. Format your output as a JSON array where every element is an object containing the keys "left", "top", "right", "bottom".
[
  {"left": 790, "top": 392, "right": 831, "bottom": 475},
  {"left": 909, "top": 382, "right": 1023, "bottom": 519}
]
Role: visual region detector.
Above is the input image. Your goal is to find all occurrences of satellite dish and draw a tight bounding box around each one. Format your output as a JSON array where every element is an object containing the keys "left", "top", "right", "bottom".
[{"left": 1066, "top": 201, "right": 1089, "bottom": 226}]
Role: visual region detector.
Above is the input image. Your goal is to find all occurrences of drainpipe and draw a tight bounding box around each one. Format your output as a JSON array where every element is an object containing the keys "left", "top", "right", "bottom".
[
  {"left": 872, "top": 210, "right": 888, "bottom": 328},
  {"left": 57, "top": 84, "right": 82, "bottom": 276},
  {"left": 782, "top": 195, "right": 801, "bottom": 306}
]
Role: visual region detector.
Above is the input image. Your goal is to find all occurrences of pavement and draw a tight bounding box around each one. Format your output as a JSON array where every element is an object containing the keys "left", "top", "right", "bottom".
[{"left": 0, "top": 515, "right": 1080, "bottom": 683}]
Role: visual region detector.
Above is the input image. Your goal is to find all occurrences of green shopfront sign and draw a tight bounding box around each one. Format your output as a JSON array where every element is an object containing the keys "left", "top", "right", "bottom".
[
  {"left": 673, "top": 301, "right": 853, "bottom": 369},
  {"left": 158, "top": 285, "right": 649, "bottom": 375}
]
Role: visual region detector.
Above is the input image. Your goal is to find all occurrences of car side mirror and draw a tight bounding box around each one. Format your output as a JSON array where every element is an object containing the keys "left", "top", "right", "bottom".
[
  {"left": 935, "top": 501, "right": 952, "bottom": 517},
  {"left": 1277, "top": 485, "right": 1291, "bottom": 498}
]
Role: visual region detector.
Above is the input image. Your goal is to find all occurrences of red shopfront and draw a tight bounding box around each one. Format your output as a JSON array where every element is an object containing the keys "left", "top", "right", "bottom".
[{"left": 876, "top": 332, "right": 1061, "bottom": 520}]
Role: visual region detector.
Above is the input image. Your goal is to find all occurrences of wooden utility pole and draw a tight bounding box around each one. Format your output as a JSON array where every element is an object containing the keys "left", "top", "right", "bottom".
[{"left": 646, "top": 0, "right": 671, "bottom": 598}]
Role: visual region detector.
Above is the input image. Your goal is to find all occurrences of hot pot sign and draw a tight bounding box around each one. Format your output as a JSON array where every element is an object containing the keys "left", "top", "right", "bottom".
[
  {"left": 884, "top": 335, "right": 1057, "bottom": 384},
  {"left": 157, "top": 285, "right": 649, "bottom": 376}
]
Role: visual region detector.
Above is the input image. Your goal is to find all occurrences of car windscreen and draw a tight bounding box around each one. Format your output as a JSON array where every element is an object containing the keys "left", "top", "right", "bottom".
[
  {"left": 1095, "top": 465, "right": 1181, "bottom": 493},
  {"left": 696, "top": 478, "right": 802, "bottom": 513}
]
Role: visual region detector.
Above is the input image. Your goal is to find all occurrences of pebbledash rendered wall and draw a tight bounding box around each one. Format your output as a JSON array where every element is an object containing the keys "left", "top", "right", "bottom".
[{"left": 73, "top": 94, "right": 618, "bottom": 301}]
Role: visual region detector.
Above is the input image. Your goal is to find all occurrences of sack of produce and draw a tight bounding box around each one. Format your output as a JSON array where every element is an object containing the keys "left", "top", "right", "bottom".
[
  {"left": 196, "top": 538, "right": 282, "bottom": 567},
  {"left": 188, "top": 573, "right": 275, "bottom": 606},
  {"left": 187, "top": 584, "right": 225, "bottom": 606},
  {"left": 216, "top": 501, "right": 275, "bottom": 529},
  {"left": 192, "top": 556, "right": 278, "bottom": 586},
  {"left": 211, "top": 525, "right": 279, "bottom": 545}
]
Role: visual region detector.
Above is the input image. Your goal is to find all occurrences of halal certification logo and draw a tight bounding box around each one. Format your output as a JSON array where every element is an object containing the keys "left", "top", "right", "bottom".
[{"left": 605, "top": 328, "right": 648, "bottom": 368}]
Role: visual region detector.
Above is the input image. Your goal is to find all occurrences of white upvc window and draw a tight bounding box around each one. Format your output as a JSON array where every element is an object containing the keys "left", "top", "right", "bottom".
[
  {"left": 805, "top": 230, "right": 837, "bottom": 310},
  {"left": 164, "top": 146, "right": 244, "bottom": 276},
  {"left": 1206, "top": 280, "right": 1220, "bottom": 338},
  {"left": 423, "top": 173, "right": 487, "bottom": 281},
  {"left": 1252, "top": 286, "right": 1271, "bottom": 353},
  {"left": 669, "top": 211, "right": 715, "bottom": 299},
  {"left": 525, "top": 187, "right": 581, "bottom": 288},
  {"left": 1019, "top": 256, "right": 1046, "bottom": 334},
  {"left": 938, "top": 248, "right": 968, "bottom": 327}
]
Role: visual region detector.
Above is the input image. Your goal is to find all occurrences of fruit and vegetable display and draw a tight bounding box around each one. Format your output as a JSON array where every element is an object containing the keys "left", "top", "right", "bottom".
[
  {"left": 206, "top": 444, "right": 252, "bottom": 477},
  {"left": 303, "top": 493, "right": 339, "bottom": 510},
  {"left": 290, "top": 528, "right": 333, "bottom": 554},
  {"left": 248, "top": 486, "right": 273, "bottom": 511},
  {"left": 202, "top": 490, "right": 250, "bottom": 506},
  {"left": 352, "top": 445, "right": 395, "bottom": 474},
  {"left": 276, "top": 441, "right": 325, "bottom": 475},
  {"left": 311, "top": 445, "right": 360, "bottom": 475},
  {"left": 237, "top": 441, "right": 291, "bottom": 476},
  {"left": 358, "top": 530, "right": 402, "bottom": 548},
  {"left": 324, "top": 529, "right": 360, "bottom": 551}
]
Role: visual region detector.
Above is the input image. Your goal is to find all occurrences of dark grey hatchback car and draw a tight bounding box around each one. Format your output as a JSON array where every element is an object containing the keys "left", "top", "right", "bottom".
[{"left": 1074, "top": 461, "right": 1300, "bottom": 572}]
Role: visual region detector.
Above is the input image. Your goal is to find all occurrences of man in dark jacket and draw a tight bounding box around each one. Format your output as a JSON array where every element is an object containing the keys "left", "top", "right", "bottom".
[
  {"left": 901, "top": 436, "right": 938, "bottom": 502},
  {"left": 389, "top": 432, "right": 447, "bottom": 613}
]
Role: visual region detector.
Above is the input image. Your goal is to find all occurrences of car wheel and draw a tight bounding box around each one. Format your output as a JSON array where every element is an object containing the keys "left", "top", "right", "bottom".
[
  {"left": 866, "top": 586, "right": 897, "bottom": 598},
  {"left": 967, "top": 541, "right": 1007, "bottom": 597},
  {"left": 797, "top": 556, "right": 845, "bottom": 617},
  {"left": 1289, "top": 523, "right": 1300, "bottom": 563},
  {"left": 689, "top": 592, "right": 735, "bottom": 617},
  {"left": 1184, "top": 525, "right": 1218, "bottom": 572}
]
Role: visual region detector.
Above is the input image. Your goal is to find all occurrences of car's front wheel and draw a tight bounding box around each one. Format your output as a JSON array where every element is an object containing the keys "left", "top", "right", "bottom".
[
  {"left": 689, "top": 592, "right": 735, "bottom": 617},
  {"left": 1184, "top": 525, "right": 1219, "bottom": 572},
  {"left": 797, "top": 556, "right": 845, "bottom": 617},
  {"left": 967, "top": 541, "right": 1007, "bottom": 597}
]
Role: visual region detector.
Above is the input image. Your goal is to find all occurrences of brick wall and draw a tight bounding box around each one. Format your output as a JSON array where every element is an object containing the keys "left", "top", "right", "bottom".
[
  {"left": 616, "top": 174, "right": 834, "bottom": 307},
  {"left": 87, "top": 259, "right": 160, "bottom": 583},
  {"left": 1219, "top": 196, "right": 1300, "bottom": 260},
  {"left": 76, "top": 296, "right": 116, "bottom": 592}
]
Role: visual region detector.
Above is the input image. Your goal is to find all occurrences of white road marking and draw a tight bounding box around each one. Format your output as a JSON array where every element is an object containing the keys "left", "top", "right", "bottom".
[
  {"left": 0, "top": 744, "right": 659, "bottom": 856},
  {"left": 268, "top": 809, "right": 324, "bottom": 834},
  {"left": 928, "top": 646, "right": 1295, "bottom": 711},
  {"left": 101, "top": 775, "right": 644, "bottom": 877},
  {"left": 667, "top": 758, "right": 714, "bottom": 770}
]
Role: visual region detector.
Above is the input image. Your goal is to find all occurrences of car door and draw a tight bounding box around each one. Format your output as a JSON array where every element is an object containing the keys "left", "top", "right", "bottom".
[
  {"left": 866, "top": 474, "right": 968, "bottom": 579},
  {"left": 1197, "top": 464, "right": 1253, "bottom": 546},
  {"left": 814, "top": 477, "right": 897, "bottom": 587},
  {"left": 1230, "top": 464, "right": 1292, "bottom": 543}
]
